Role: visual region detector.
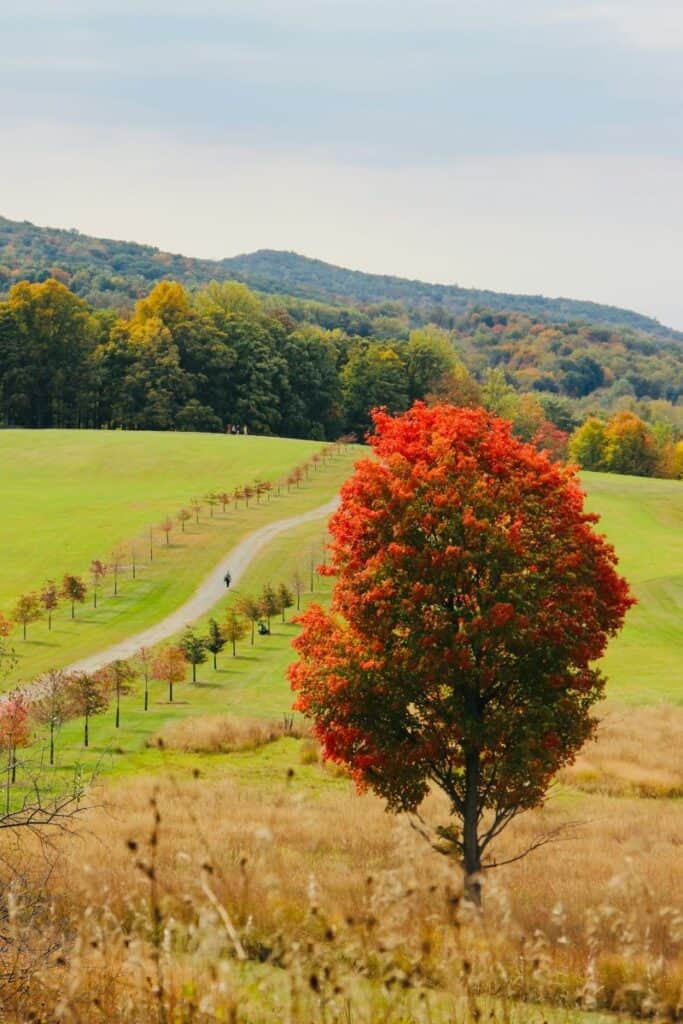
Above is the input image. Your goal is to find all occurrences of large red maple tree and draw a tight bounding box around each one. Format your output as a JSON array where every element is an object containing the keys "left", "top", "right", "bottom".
[{"left": 289, "top": 403, "right": 634, "bottom": 899}]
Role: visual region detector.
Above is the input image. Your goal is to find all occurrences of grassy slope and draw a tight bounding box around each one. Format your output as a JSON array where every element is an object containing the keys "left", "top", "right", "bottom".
[
  {"left": 582, "top": 471, "right": 683, "bottom": 704},
  {"left": 19, "top": 470, "right": 682, "bottom": 797},
  {"left": 1, "top": 430, "right": 357, "bottom": 685}
]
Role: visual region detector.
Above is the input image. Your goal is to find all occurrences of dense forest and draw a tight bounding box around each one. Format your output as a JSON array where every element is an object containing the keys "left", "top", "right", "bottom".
[
  {"left": 1, "top": 275, "right": 682, "bottom": 478},
  {"left": 1, "top": 215, "right": 679, "bottom": 338}
]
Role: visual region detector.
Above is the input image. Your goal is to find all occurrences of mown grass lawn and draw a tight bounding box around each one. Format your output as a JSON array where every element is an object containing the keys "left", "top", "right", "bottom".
[
  {"left": 581, "top": 471, "right": 683, "bottom": 704},
  {"left": 1, "top": 430, "right": 358, "bottom": 686},
  {"left": 12, "top": 468, "right": 680, "bottom": 806}
]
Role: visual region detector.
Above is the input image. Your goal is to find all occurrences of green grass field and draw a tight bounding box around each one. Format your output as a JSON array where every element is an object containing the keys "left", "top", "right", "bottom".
[
  {"left": 1, "top": 430, "right": 357, "bottom": 686},
  {"left": 8, "top": 466, "right": 680, "bottom": 805},
  {"left": 582, "top": 471, "right": 683, "bottom": 704}
]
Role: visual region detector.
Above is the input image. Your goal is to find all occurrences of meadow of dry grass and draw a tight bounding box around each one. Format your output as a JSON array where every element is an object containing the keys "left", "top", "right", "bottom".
[
  {"left": 559, "top": 703, "right": 683, "bottom": 798},
  {"left": 150, "top": 712, "right": 310, "bottom": 754},
  {"left": 1, "top": 705, "right": 681, "bottom": 1023}
]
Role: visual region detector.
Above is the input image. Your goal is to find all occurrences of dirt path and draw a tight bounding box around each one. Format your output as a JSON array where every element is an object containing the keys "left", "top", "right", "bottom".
[
  {"left": 2, "top": 496, "right": 338, "bottom": 704},
  {"left": 62, "top": 495, "right": 339, "bottom": 676}
]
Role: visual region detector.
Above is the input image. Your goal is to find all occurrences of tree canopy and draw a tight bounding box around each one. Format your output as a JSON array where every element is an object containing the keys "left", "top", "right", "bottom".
[{"left": 289, "top": 403, "right": 634, "bottom": 898}]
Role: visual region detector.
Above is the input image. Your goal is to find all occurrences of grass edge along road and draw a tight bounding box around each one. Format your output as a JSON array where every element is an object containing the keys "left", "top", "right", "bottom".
[{"left": 2, "top": 436, "right": 359, "bottom": 687}]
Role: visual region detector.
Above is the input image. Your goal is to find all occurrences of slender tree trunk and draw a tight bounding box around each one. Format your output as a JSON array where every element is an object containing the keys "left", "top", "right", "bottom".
[
  {"left": 213, "top": 652, "right": 217, "bottom": 670},
  {"left": 50, "top": 719, "right": 55, "bottom": 766},
  {"left": 144, "top": 677, "right": 149, "bottom": 711},
  {"left": 22, "top": 621, "right": 26, "bottom": 640},
  {"left": 192, "top": 662, "right": 196, "bottom": 683},
  {"left": 250, "top": 621, "right": 255, "bottom": 645},
  {"left": 84, "top": 712, "right": 89, "bottom": 747},
  {"left": 131, "top": 551, "right": 136, "bottom": 579},
  {"left": 462, "top": 747, "right": 482, "bottom": 906},
  {"left": 149, "top": 529, "right": 154, "bottom": 561},
  {"left": 114, "top": 572, "right": 118, "bottom": 597},
  {"left": 232, "top": 638, "right": 236, "bottom": 656},
  {"left": 48, "top": 611, "right": 52, "bottom": 631},
  {"left": 71, "top": 600, "right": 75, "bottom": 619},
  {"left": 93, "top": 589, "right": 97, "bottom": 609},
  {"left": 169, "top": 679, "right": 173, "bottom": 703},
  {"left": 5, "top": 748, "right": 11, "bottom": 814},
  {"left": 11, "top": 746, "right": 17, "bottom": 783},
  {"left": 115, "top": 685, "right": 120, "bottom": 728}
]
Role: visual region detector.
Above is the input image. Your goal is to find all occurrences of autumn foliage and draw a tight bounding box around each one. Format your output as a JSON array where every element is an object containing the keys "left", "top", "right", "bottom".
[{"left": 289, "top": 403, "right": 634, "bottom": 891}]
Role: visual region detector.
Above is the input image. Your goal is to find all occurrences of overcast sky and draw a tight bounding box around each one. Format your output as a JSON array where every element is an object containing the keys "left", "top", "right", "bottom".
[{"left": 2, "top": 2, "right": 683, "bottom": 327}]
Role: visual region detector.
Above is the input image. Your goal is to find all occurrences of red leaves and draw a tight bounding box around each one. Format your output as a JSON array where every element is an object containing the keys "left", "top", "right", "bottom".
[{"left": 289, "top": 402, "right": 634, "bottom": 819}]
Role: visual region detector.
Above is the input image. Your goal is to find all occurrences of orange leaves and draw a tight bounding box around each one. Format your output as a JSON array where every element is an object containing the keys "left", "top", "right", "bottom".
[{"left": 289, "top": 402, "right": 635, "bottom": 833}]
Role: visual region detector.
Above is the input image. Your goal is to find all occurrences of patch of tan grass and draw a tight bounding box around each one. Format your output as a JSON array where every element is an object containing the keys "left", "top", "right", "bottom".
[
  {"left": 2, "top": 703, "right": 683, "bottom": 1021},
  {"left": 559, "top": 703, "right": 683, "bottom": 797},
  {"left": 149, "top": 713, "right": 309, "bottom": 753}
]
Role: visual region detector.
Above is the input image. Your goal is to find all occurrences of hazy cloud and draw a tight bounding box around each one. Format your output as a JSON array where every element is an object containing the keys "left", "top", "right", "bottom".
[{"left": 1, "top": 2, "right": 682, "bottom": 325}]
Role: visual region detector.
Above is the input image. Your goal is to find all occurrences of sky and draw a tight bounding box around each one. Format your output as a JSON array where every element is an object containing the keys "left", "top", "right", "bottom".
[{"left": 2, "top": 1, "right": 683, "bottom": 327}]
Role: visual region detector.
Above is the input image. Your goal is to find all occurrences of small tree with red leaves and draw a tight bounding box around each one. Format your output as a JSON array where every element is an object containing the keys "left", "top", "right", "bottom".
[
  {"left": 12, "top": 593, "right": 41, "bottom": 640},
  {"left": 151, "top": 645, "right": 187, "bottom": 703},
  {"left": 40, "top": 581, "right": 60, "bottom": 631},
  {"left": 0, "top": 693, "right": 31, "bottom": 810},
  {"left": 89, "top": 559, "right": 107, "bottom": 608},
  {"left": 60, "top": 574, "right": 87, "bottom": 620},
  {"left": 289, "top": 403, "right": 634, "bottom": 903},
  {"left": 177, "top": 508, "right": 192, "bottom": 533},
  {"left": 160, "top": 517, "right": 174, "bottom": 546},
  {"left": 67, "top": 671, "right": 109, "bottom": 748},
  {"left": 96, "top": 659, "right": 138, "bottom": 729}
]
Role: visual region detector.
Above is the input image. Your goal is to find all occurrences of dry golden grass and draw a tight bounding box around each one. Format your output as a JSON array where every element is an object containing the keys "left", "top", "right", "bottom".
[
  {"left": 559, "top": 703, "right": 683, "bottom": 797},
  {"left": 1, "top": 704, "right": 682, "bottom": 1021},
  {"left": 150, "top": 713, "right": 309, "bottom": 754}
]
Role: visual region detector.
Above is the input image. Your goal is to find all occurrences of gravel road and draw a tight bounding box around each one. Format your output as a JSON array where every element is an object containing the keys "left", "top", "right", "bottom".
[{"left": 6, "top": 495, "right": 338, "bottom": 700}]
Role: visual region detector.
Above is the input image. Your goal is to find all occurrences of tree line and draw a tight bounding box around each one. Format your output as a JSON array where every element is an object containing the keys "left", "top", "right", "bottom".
[
  {"left": 1, "top": 275, "right": 681, "bottom": 478},
  {"left": 0, "top": 277, "right": 458, "bottom": 438},
  {"left": 0, "top": 575, "right": 303, "bottom": 807},
  {"left": 1, "top": 445, "right": 343, "bottom": 646}
]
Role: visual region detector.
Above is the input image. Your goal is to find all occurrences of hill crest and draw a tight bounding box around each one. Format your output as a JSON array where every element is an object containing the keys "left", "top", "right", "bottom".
[{"left": 0, "top": 214, "right": 678, "bottom": 340}]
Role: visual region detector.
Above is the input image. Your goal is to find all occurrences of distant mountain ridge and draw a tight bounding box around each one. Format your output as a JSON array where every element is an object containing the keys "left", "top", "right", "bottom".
[{"left": 0, "top": 214, "right": 678, "bottom": 340}]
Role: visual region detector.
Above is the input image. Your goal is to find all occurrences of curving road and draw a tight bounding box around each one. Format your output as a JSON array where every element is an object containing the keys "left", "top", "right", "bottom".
[{"left": 62, "top": 495, "right": 339, "bottom": 676}]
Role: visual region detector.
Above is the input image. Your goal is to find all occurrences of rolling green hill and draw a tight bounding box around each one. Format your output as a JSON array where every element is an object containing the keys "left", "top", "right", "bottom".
[
  {"left": 0, "top": 429, "right": 356, "bottom": 684},
  {"left": 1, "top": 214, "right": 679, "bottom": 339}
]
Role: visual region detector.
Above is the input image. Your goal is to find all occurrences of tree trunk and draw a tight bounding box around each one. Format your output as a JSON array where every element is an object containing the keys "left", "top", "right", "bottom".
[
  {"left": 93, "top": 589, "right": 97, "bottom": 608},
  {"left": 48, "top": 611, "right": 52, "bottom": 631},
  {"left": 11, "top": 747, "right": 17, "bottom": 784},
  {"left": 462, "top": 747, "right": 482, "bottom": 906},
  {"left": 169, "top": 680, "right": 173, "bottom": 703},
  {"left": 50, "top": 720, "right": 55, "bottom": 766},
  {"left": 213, "top": 652, "right": 217, "bottom": 670},
  {"left": 192, "top": 662, "right": 196, "bottom": 683},
  {"left": 22, "top": 621, "right": 26, "bottom": 640},
  {"left": 232, "top": 638, "right": 236, "bottom": 656},
  {"left": 144, "top": 680, "right": 149, "bottom": 711},
  {"left": 115, "top": 688, "right": 120, "bottom": 729},
  {"left": 84, "top": 713, "right": 89, "bottom": 748},
  {"left": 5, "top": 748, "right": 11, "bottom": 814},
  {"left": 250, "top": 622, "right": 254, "bottom": 645}
]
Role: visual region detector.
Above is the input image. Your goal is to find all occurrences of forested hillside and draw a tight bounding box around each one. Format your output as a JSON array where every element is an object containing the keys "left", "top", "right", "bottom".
[
  {"left": 1, "top": 275, "right": 682, "bottom": 479},
  {"left": 0, "top": 215, "right": 678, "bottom": 338}
]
